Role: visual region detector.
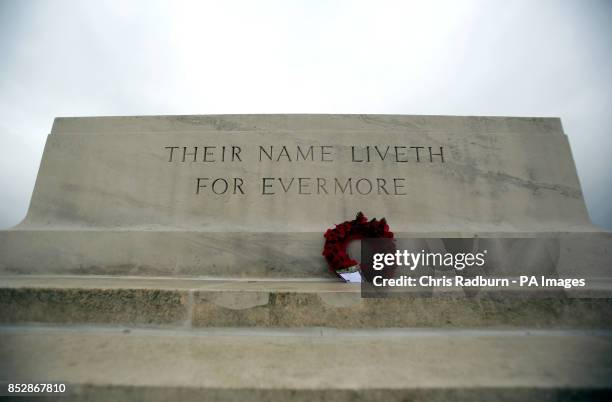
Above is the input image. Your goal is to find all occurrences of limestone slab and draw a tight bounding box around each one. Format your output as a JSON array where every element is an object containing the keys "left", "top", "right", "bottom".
[
  {"left": 0, "top": 114, "right": 606, "bottom": 277},
  {"left": 1, "top": 325, "right": 611, "bottom": 401},
  {"left": 1, "top": 276, "right": 611, "bottom": 328},
  {"left": 17, "top": 123, "right": 591, "bottom": 231}
]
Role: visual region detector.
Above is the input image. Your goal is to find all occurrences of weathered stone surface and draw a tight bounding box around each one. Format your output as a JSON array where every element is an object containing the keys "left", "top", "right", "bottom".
[
  {"left": 1, "top": 325, "right": 611, "bottom": 401},
  {"left": 0, "top": 286, "right": 188, "bottom": 326},
  {"left": 16, "top": 115, "right": 591, "bottom": 231},
  {"left": 1, "top": 276, "right": 611, "bottom": 328},
  {"left": 50, "top": 114, "right": 566, "bottom": 134},
  {"left": 0, "top": 114, "right": 606, "bottom": 277}
]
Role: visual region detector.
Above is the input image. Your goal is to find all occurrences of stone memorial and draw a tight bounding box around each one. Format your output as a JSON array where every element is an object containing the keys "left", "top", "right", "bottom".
[
  {"left": 0, "top": 114, "right": 607, "bottom": 278},
  {"left": 1, "top": 115, "right": 611, "bottom": 401}
]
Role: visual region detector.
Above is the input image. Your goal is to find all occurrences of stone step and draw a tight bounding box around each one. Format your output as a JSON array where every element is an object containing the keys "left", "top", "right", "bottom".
[
  {"left": 1, "top": 325, "right": 611, "bottom": 401},
  {"left": 1, "top": 275, "right": 611, "bottom": 329}
]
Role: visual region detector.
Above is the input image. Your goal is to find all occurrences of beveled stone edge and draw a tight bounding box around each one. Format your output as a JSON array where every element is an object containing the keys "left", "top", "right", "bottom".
[{"left": 50, "top": 114, "right": 564, "bottom": 135}]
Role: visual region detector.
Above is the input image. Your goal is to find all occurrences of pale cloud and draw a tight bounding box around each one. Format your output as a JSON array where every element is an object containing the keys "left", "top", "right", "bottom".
[{"left": 1, "top": 0, "right": 611, "bottom": 229}]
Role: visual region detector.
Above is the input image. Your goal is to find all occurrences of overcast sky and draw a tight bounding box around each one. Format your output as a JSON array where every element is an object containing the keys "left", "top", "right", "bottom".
[{"left": 0, "top": 0, "right": 611, "bottom": 230}]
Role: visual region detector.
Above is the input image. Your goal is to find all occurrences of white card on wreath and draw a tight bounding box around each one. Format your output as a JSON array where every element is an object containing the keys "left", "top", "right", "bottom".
[{"left": 337, "top": 266, "right": 362, "bottom": 283}]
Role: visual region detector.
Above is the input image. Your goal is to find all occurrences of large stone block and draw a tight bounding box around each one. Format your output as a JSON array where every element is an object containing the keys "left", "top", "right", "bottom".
[
  {"left": 0, "top": 115, "right": 607, "bottom": 277},
  {"left": 1, "top": 325, "right": 611, "bottom": 401},
  {"left": 1, "top": 276, "right": 611, "bottom": 328}
]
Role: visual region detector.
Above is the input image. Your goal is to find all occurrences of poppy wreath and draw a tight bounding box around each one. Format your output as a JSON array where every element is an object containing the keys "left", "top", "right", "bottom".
[{"left": 322, "top": 212, "right": 395, "bottom": 280}]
